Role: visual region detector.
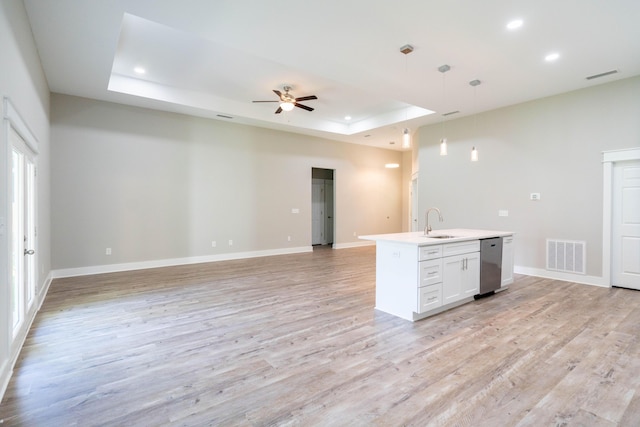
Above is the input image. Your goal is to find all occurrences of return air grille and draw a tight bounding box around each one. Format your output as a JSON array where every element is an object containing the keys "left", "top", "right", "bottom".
[{"left": 547, "top": 239, "right": 586, "bottom": 274}]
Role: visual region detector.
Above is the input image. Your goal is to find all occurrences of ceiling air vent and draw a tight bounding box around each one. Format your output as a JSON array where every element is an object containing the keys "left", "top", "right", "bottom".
[{"left": 586, "top": 70, "right": 618, "bottom": 80}]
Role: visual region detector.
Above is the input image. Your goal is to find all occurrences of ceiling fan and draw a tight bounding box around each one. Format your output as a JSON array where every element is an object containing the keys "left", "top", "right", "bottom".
[{"left": 253, "top": 86, "right": 317, "bottom": 114}]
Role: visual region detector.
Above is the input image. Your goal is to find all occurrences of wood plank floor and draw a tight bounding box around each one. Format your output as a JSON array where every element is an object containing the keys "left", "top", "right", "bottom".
[{"left": 1, "top": 246, "right": 639, "bottom": 426}]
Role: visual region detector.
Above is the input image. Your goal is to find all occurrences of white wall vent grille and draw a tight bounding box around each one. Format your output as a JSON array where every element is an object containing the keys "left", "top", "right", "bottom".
[{"left": 547, "top": 239, "right": 586, "bottom": 274}]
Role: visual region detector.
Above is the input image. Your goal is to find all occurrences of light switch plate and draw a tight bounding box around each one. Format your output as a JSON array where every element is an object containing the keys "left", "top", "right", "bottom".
[
  {"left": 530, "top": 193, "right": 541, "bottom": 201},
  {"left": 498, "top": 210, "right": 509, "bottom": 217}
]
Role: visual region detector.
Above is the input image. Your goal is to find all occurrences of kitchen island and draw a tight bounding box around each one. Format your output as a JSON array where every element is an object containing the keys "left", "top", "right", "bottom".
[{"left": 360, "top": 229, "right": 514, "bottom": 321}]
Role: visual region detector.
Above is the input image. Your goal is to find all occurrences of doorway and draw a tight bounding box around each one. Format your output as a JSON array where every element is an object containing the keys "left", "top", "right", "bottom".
[
  {"left": 603, "top": 148, "right": 640, "bottom": 289},
  {"left": 611, "top": 159, "right": 640, "bottom": 289},
  {"left": 410, "top": 175, "right": 419, "bottom": 232},
  {"left": 312, "top": 168, "right": 334, "bottom": 247}
]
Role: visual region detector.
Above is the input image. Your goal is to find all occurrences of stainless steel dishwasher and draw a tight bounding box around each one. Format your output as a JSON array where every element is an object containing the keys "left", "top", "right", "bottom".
[{"left": 478, "top": 237, "right": 503, "bottom": 296}]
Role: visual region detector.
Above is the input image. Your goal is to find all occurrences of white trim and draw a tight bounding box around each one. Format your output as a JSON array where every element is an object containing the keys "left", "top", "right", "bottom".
[
  {"left": 52, "top": 246, "right": 313, "bottom": 279},
  {"left": 514, "top": 265, "right": 608, "bottom": 288},
  {"left": 38, "top": 272, "right": 53, "bottom": 308},
  {"left": 333, "top": 240, "right": 375, "bottom": 250},
  {"left": 602, "top": 147, "right": 640, "bottom": 163},
  {"left": 3, "top": 97, "right": 38, "bottom": 154},
  {"left": 602, "top": 161, "right": 613, "bottom": 287},
  {"left": 602, "top": 147, "right": 640, "bottom": 288}
]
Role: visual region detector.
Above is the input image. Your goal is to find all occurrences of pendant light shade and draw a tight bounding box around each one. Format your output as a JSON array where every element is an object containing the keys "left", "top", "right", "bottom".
[
  {"left": 439, "top": 64, "right": 450, "bottom": 156},
  {"left": 471, "top": 146, "right": 478, "bottom": 162},
  {"left": 402, "top": 128, "right": 411, "bottom": 149},
  {"left": 470, "top": 79, "right": 482, "bottom": 162},
  {"left": 400, "top": 44, "right": 414, "bottom": 150},
  {"left": 440, "top": 138, "right": 448, "bottom": 156}
]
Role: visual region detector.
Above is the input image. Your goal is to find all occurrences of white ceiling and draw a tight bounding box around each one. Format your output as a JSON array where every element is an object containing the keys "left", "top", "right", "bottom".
[{"left": 23, "top": 0, "right": 640, "bottom": 150}]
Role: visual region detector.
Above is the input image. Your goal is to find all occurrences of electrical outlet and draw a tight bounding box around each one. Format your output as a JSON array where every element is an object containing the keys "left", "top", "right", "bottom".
[
  {"left": 353, "top": 232, "right": 357, "bottom": 237},
  {"left": 228, "top": 240, "right": 233, "bottom": 246},
  {"left": 530, "top": 193, "right": 541, "bottom": 201},
  {"left": 287, "top": 236, "right": 291, "bottom": 241},
  {"left": 291, "top": 208, "right": 300, "bottom": 214},
  {"left": 211, "top": 241, "right": 216, "bottom": 247},
  {"left": 106, "top": 247, "right": 112, "bottom": 255},
  {"left": 498, "top": 210, "right": 509, "bottom": 217}
]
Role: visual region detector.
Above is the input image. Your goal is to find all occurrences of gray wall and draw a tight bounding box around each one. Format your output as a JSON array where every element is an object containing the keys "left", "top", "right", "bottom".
[
  {"left": 51, "top": 94, "right": 403, "bottom": 269},
  {"left": 0, "top": 0, "right": 51, "bottom": 397},
  {"left": 416, "top": 76, "right": 640, "bottom": 278}
]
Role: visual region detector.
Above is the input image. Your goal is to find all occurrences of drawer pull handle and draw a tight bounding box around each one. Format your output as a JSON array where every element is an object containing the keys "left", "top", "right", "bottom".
[
  {"left": 427, "top": 296, "right": 438, "bottom": 301},
  {"left": 427, "top": 271, "right": 438, "bottom": 276},
  {"left": 427, "top": 251, "right": 438, "bottom": 255}
]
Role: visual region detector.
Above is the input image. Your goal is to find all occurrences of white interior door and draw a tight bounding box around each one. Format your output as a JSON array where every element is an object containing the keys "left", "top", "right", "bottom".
[
  {"left": 312, "top": 179, "right": 326, "bottom": 245},
  {"left": 325, "top": 180, "right": 334, "bottom": 244},
  {"left": 612, "top": 160, "right": 640, "bottom": 289},
  {"left": 411, "top": 178, "right": 419, "bottom": 232},
  {"left": 10, "top": 128, "right": 37, "bottom": 334}
]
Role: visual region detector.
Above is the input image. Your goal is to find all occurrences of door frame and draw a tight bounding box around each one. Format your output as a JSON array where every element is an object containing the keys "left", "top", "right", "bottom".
[
  {"left": 602, "top": 147, "right": 640, "bottom": 287},
  {"left": 2, "top": 98, "right": 39, "bottom": 356},
  {"left": 311, "top": 168, "right": 335, "bottom": 247}
]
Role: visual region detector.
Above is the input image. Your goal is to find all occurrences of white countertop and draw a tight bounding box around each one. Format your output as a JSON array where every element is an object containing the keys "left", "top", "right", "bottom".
[{"left": 359, "top": 229, "right": 514, "bottom": 246}]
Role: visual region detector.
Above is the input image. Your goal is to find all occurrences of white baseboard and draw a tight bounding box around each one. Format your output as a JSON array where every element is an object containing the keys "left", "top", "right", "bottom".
[
  {"left": 52, "top": 246, "right": 314, "bottom": 279},
  {"left": 0, "top": 359, "right": 9, "bottom": 407},
  {"left": 514, "top": 266, "right": 608, "bottom": 288},
  {"left": 333, "top": 240, "right": 375, "bottom": 249}
]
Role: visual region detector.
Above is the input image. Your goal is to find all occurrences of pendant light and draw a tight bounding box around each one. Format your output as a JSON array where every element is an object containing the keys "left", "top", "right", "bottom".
[
  {"left": 469, "top": 79, "right": 481, "bottom": 162},
  {"left": 400, "top": 44, "right": 414, "bottom": 149},
  {"left": 438, "top": 64, "right": 450, "bottom": 156}
]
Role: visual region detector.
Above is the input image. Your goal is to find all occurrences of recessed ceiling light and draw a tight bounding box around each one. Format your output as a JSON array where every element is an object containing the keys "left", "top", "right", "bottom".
[
  {"left": 506, "top": 19, "right": 523, "bottom": 30},
  {"left": 385, "top": 163, "right": 400, "bottom": 169},
  {"left": 344, "top": 116, "right": 352, "bottom": 120},
  {"left": 134, "top": 66, "right": 146, "bottom": 74},
  {"left": 545, "top": 52, "right": 560, "bottom": 62}
]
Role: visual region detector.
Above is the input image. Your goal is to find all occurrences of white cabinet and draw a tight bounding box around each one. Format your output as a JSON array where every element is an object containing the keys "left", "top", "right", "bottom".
[
  {"left": 360, "top": 229, "right": 513, "bottom": 321},
  {"left": 418, "top": 258, "right": 443, "bottom": 313},
  {"left": 371, "top": 233, "right": 512, "bottom": 322},
  {"left": 501, "top": 236, "right": 514, "bottom": 287},
  {"left": 441, "top": 242, "right": 480, "bottom": 305}
]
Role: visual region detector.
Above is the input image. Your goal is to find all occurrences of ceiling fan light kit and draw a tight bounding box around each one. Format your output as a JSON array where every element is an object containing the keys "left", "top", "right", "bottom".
[{"left": 253, "top": 85, "right": 317, "bottom": 114}]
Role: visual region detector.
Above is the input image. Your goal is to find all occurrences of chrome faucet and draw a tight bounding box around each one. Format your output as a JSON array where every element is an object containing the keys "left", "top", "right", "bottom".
[{"left": 424, "top": 207, "right": 443, "bottom": 235}]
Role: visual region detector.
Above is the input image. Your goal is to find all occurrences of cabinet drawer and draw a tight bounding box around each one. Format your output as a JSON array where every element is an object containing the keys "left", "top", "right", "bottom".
[
  {"left": 418, "top": 284, "right": 442, "bottom": 313},
  {"left": 419, "top": 245, "right": 442, "bottom": 261},
  {"left": 442, "top": 240, "right": 480, "bottom": 257},
  {"left": 419, "top": 258, "right": 442, "bottom": 287}
]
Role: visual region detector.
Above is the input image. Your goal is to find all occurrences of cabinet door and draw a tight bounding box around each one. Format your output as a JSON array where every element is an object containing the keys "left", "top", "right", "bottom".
[
  {"left": 443, "top": 253, "right": 480, "bottom": 304},
  {"left": 462, "top": 252, "right": 480, "bottom": 297},
  {"left": 501, "top": 236, "right": 514, "bottom": 287},
  {"left": 442, "top": 255, "right": 464, "bottom": 304}
]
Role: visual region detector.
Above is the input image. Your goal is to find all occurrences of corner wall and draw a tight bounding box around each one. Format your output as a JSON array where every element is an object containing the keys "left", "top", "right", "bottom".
[
  {"left": 0, "top": 0, "right": 51, "bottom": 400},
  {"left": 51, "top": 94, "right": 403, "bottom": 271},
  {"left": 416, "top": 76, "right": 640, "bottom": 283}
]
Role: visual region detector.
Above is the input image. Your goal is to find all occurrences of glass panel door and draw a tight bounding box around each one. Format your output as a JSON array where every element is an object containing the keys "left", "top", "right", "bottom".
[{"left": 10, "top": 128, "right": 37, "bottom": 335}]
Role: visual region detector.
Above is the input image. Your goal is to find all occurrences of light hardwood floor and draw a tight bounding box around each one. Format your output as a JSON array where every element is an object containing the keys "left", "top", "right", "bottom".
[{"left": 1, "top": 246, "right": 639, "bottom": 426}]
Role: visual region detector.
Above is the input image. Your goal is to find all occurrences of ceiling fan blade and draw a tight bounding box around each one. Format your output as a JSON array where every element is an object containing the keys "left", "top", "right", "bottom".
[
  {"left": 295, "top": 103, "right": 314, "bottom": 112},
  {"left": 273, "top": 90, "right": 282, "bottom": 98},
  {"left": 295, "top": 95, "right": 317, "bottom": 102},
  {"left": 253, "top": 100, "right": 278, "bottom": 103},
  {"left": 275, "top": 106, "right": 283, "bottom": 114}
]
